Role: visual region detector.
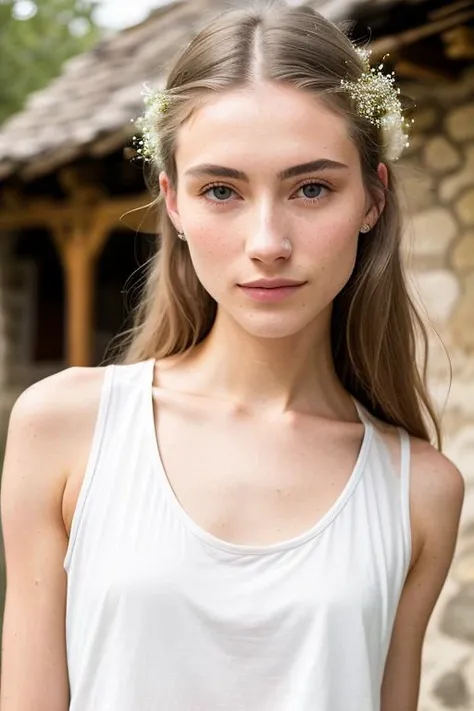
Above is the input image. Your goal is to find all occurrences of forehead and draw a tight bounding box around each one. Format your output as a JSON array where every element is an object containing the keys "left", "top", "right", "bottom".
[{"left": 175, "top": 82, "right": 359, "bottom": 173}]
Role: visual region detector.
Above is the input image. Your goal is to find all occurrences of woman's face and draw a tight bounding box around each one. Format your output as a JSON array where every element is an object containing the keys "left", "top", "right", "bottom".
[{"left": 160, "top": 81, "right": 385, "bottom": 339}]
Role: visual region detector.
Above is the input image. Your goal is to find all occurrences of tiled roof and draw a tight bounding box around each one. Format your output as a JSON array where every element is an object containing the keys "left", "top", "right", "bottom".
[{"left": 0, "top": 0, "right": 429, "bottom": 181}]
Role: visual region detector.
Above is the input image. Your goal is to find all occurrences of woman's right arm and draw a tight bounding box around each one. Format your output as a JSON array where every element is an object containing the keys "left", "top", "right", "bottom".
[{"left": 0, "top": 371, "right": 88, "bottom": 711}]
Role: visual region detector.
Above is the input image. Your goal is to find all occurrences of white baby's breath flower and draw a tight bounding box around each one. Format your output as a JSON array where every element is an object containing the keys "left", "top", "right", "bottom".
[
  {"left": 132, "top": 84, "right": 170, "bottom": 163},
  {"left": 341, "top": 48, "right": 413, "bottom": 161}
]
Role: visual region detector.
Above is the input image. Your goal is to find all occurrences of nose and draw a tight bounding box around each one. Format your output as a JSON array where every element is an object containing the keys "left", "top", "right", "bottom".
[{"left": 245, "top": 206, "right": 292, "bottom": 264}]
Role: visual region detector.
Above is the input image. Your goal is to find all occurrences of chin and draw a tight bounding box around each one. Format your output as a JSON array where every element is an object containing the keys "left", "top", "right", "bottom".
[{"left": 232, "top": 313, "right": 316, "bottom": 340}]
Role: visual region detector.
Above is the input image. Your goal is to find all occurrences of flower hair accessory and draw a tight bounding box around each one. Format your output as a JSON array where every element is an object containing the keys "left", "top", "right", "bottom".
[
  {"left": 341, "top": 47, "right": 414, "bottom": 161},
  {"left": 132, "top": 48, "right": 412, "bottom": 163},
  {"left": 132, "top": 84, "right": 170, "bottom": 163}
]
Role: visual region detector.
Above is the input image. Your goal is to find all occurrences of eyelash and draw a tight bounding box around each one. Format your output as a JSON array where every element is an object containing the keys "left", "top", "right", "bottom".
[{"left": 199, "top": 179, "right": 333, "bottom": 207}]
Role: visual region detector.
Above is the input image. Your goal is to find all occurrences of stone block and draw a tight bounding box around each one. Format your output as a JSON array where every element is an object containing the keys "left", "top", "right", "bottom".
[
  {"left": 402, "top": 74, "right": 473, "bottom": 108},
  {"left": 441, "top": 583, "right": 474, "bottom": 645},
  {"left": 446, "top": 104, "right": 474, "bottom": 143},
  {"left": 444, "top": 426, "right": 474, "bottom": 486},
  {"left": 455, "top": 188, "right": 474, "bottom": 226},
  {"left": 423, "top": 136, "right": 462, "bottom": 173},
  {"left": 434, "top": 79, "right": 474, "bottom": 108},
  {"left": 414, "top": 269, "right": 460, "bottom": 326},
  {"left": 433, "top": 670, "right": 470, "bottom": 709},
  {"left": 450, "top": 274, "right": 474, "bottom": 351},
  {"left": 398, "top": 162, "right": 436, "bottom": 212},
  {"left": 412, "top": 207, "right": 458, "bottom": 257},
  {"left": 440, "top": 143, "right": 474, "bottom": 203},
  {"left": 444, "top": 379, "right": 474, "bottom": 418},
  {"left": 453, "top": 544, "right": 474, "bottom": 585},
  {"left": 451, "top": 232, "right": 474, "bottom": 271},
  {"left": 414, "top": 107, "right": 440, "bottom": 133},
  {"left": 466, "top": 653, "right": 474, "bottom": 700}
]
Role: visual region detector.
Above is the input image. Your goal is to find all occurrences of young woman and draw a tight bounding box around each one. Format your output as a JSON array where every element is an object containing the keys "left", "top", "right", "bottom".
[{"left": 0, "top": 2, "right": 465, "bottom": 710}]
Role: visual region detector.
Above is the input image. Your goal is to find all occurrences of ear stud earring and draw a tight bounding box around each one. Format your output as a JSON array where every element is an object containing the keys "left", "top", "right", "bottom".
[
  {"left": 360, "top": 224, "right": 371, "bottom": 234},
  {"left": 177, "top": 231, "right": 187, "bottom": 241}
]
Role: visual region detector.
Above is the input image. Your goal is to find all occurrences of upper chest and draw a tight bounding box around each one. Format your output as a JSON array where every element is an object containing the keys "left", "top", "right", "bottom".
[
  {"left": 150, "top": 391, "right": 370, "bottom": 547},
  {"left": 63, "top": 384, "right": 421, "bottom": 569}
]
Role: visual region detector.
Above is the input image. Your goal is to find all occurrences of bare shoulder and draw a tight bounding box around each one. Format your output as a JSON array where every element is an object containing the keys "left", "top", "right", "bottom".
[
  {"left": 370, "top": 415, "right": 465, "bottom": 523},
  {"left": 10, "top": 365, "right": 107, "bottom": 429},
  {"left": 4, "top": 366, "right": 108, "bottom": 492},
  {"left": 409, "top": 435, "right": 465, "bottom": 485},
  {"left": 408, "top": 436, "right": 465, "bottom": 562}
]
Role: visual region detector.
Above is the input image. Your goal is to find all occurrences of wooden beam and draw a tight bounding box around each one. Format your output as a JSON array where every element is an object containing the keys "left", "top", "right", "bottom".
[
  {"left": 370, "top": 7, "right": 474, "bottom": 59},
  {"left": 394, "top": 59, "right": 453, "bottom": 82},
  {"left": 442, "top": 26, "right": 474, "bottom": 59},
  {"left": 429, "top": 0, "right": 474, "bottom": 21},
  {"left": 0, "top": 193, "right": 149, "bottom": 231}
]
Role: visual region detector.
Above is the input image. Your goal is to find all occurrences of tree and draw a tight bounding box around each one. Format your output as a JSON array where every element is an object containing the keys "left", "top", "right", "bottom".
[{"left": 0, "top": 0, "right": 100, "bottom": 125}]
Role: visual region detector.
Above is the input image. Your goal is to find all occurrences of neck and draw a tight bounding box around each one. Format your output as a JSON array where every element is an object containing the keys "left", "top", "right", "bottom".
[{"left": 185, "top": 307, "right": 351, "bottom": 417}]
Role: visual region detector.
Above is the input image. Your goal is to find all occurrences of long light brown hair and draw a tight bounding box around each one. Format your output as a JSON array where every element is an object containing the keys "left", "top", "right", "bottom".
[{"left": 116, "top": 0, "right": 441, "bottom": 447}]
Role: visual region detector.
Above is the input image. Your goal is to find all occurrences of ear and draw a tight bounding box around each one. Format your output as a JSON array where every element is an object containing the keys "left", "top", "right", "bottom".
[
  {"left": 364, "top": 162, "right": 388, "bottom": 229},
  {"left": 377, "top": 162, "right": 389, "bottom": 189},
  {"left": 159, "top": 171, "right": 182, "bottom": 232}
]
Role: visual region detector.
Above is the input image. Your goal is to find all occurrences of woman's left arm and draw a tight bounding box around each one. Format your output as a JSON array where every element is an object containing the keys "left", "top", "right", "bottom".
[{"left": 381, "top": 442, "right": 465, "bottom": 711}]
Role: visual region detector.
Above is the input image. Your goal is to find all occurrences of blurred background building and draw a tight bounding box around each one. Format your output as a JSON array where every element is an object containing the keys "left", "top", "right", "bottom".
[{"left": 0, "top": 0, "right": 473, "bottom": 708}]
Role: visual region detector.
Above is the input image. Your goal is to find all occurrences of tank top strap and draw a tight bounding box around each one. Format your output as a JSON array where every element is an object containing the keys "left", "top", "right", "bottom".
[
  {"left": 145, "top": 357, "right": 156, "bottom": 388},
  {"left": 64, "top": 363, "right": 116, "bottom": 571},
  {"left": 397, "top": 426, "right": 412, "bottom": 569},
  {"left": 351, "top": 397, "right": 371, "bottom": 426},
  {"left": 398, "top": 427, "right": 411, "bottom": 487},
  {"left": 63, "top": 359, "right": 156, "bottom": 572}
]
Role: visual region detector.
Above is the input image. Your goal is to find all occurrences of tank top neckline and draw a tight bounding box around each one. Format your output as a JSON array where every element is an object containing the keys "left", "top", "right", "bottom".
[{"left": 144, "top": 358, "right": 374, "bottom": 556}]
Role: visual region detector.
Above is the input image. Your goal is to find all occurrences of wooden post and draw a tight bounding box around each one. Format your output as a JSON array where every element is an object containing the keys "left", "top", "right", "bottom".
[
  {"left": 52, "top": 209, "right": 111, "bottom": 367},
  {"left": 63, "top": 239, "right": 94, "bottom": 367},
  {"left": 0, "top": 189, "right": 150, "bottom": 367}
]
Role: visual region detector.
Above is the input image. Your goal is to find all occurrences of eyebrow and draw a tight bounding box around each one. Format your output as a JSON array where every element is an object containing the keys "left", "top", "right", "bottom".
[{"left": 184, "top": 159, "right": 349, "bottom": 182}]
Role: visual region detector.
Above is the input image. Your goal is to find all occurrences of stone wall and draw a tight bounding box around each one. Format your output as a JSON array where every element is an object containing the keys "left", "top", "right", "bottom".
[
  {"left": 399, "top": 66, "right": 474, "bottom": 445},
  {"left": 398, "top": 66, "right": 474, "bottom": 710}
]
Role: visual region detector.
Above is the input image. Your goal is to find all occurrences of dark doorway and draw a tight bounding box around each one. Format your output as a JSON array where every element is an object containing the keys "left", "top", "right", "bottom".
[{"left": 96, "top": 230, "right": 155, "bottom": 362}]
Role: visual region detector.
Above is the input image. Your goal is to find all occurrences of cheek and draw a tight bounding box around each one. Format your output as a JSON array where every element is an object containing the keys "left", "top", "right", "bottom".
[
  {"left": 303, "top": 216, "right": 361, "bottom": 302},
  {"left": 305, "top": 213, "right": 360, "bottom": 269},
  {"left": 181, "top": 210, "right": 240, "bottom": 294},
  {"left": 313, "top": 194, "right": 364, "bottom": 265}
]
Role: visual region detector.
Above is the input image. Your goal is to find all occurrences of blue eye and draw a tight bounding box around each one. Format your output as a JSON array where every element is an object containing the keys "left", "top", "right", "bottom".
[
  {"left": 302, "top": 183, "right": 323, "bottom": 198},
  {"left": 199, "top": 180, "right": 332, "bottom": 205},
  {"left": 206, "top": 185, "right": 234, "bottom": 201}
]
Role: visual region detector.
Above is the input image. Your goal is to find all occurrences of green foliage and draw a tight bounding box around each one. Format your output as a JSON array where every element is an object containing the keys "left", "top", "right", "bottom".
[{"left": 0, "top": 0, "right": 100, "bottom": 125}]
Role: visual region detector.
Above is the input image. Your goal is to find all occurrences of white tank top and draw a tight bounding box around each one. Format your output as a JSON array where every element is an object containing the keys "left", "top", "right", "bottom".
[{"left": 64, "top": 359, "right": 412, "bottom": 711}]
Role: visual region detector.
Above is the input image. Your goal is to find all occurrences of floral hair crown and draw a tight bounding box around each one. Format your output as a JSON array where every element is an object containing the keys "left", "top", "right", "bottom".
[
  {"left": 341, "top": 47, "right": 413, "bottom": 161},
  {"left": 132, "top": 84, "right": 170, "bottom": 164},
  {"left": 132, "top": 46, "right": 412, "bottom": 164}
]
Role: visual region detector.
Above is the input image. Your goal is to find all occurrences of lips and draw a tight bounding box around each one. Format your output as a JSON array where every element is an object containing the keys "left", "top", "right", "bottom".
[
  {"left": 239, "top": 279, "right": 305, "bottom": 289},
  {"left": 237, "top": 280, "right": 306, "bottom": 303}
]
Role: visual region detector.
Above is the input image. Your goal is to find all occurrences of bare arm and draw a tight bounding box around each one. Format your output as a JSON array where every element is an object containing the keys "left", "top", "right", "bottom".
[
  {"left": 0, "top": 367, "right": 102, "bottom": 711},
  {"left": 381, "top": 440, "right": 465, "bottom": 711}
]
